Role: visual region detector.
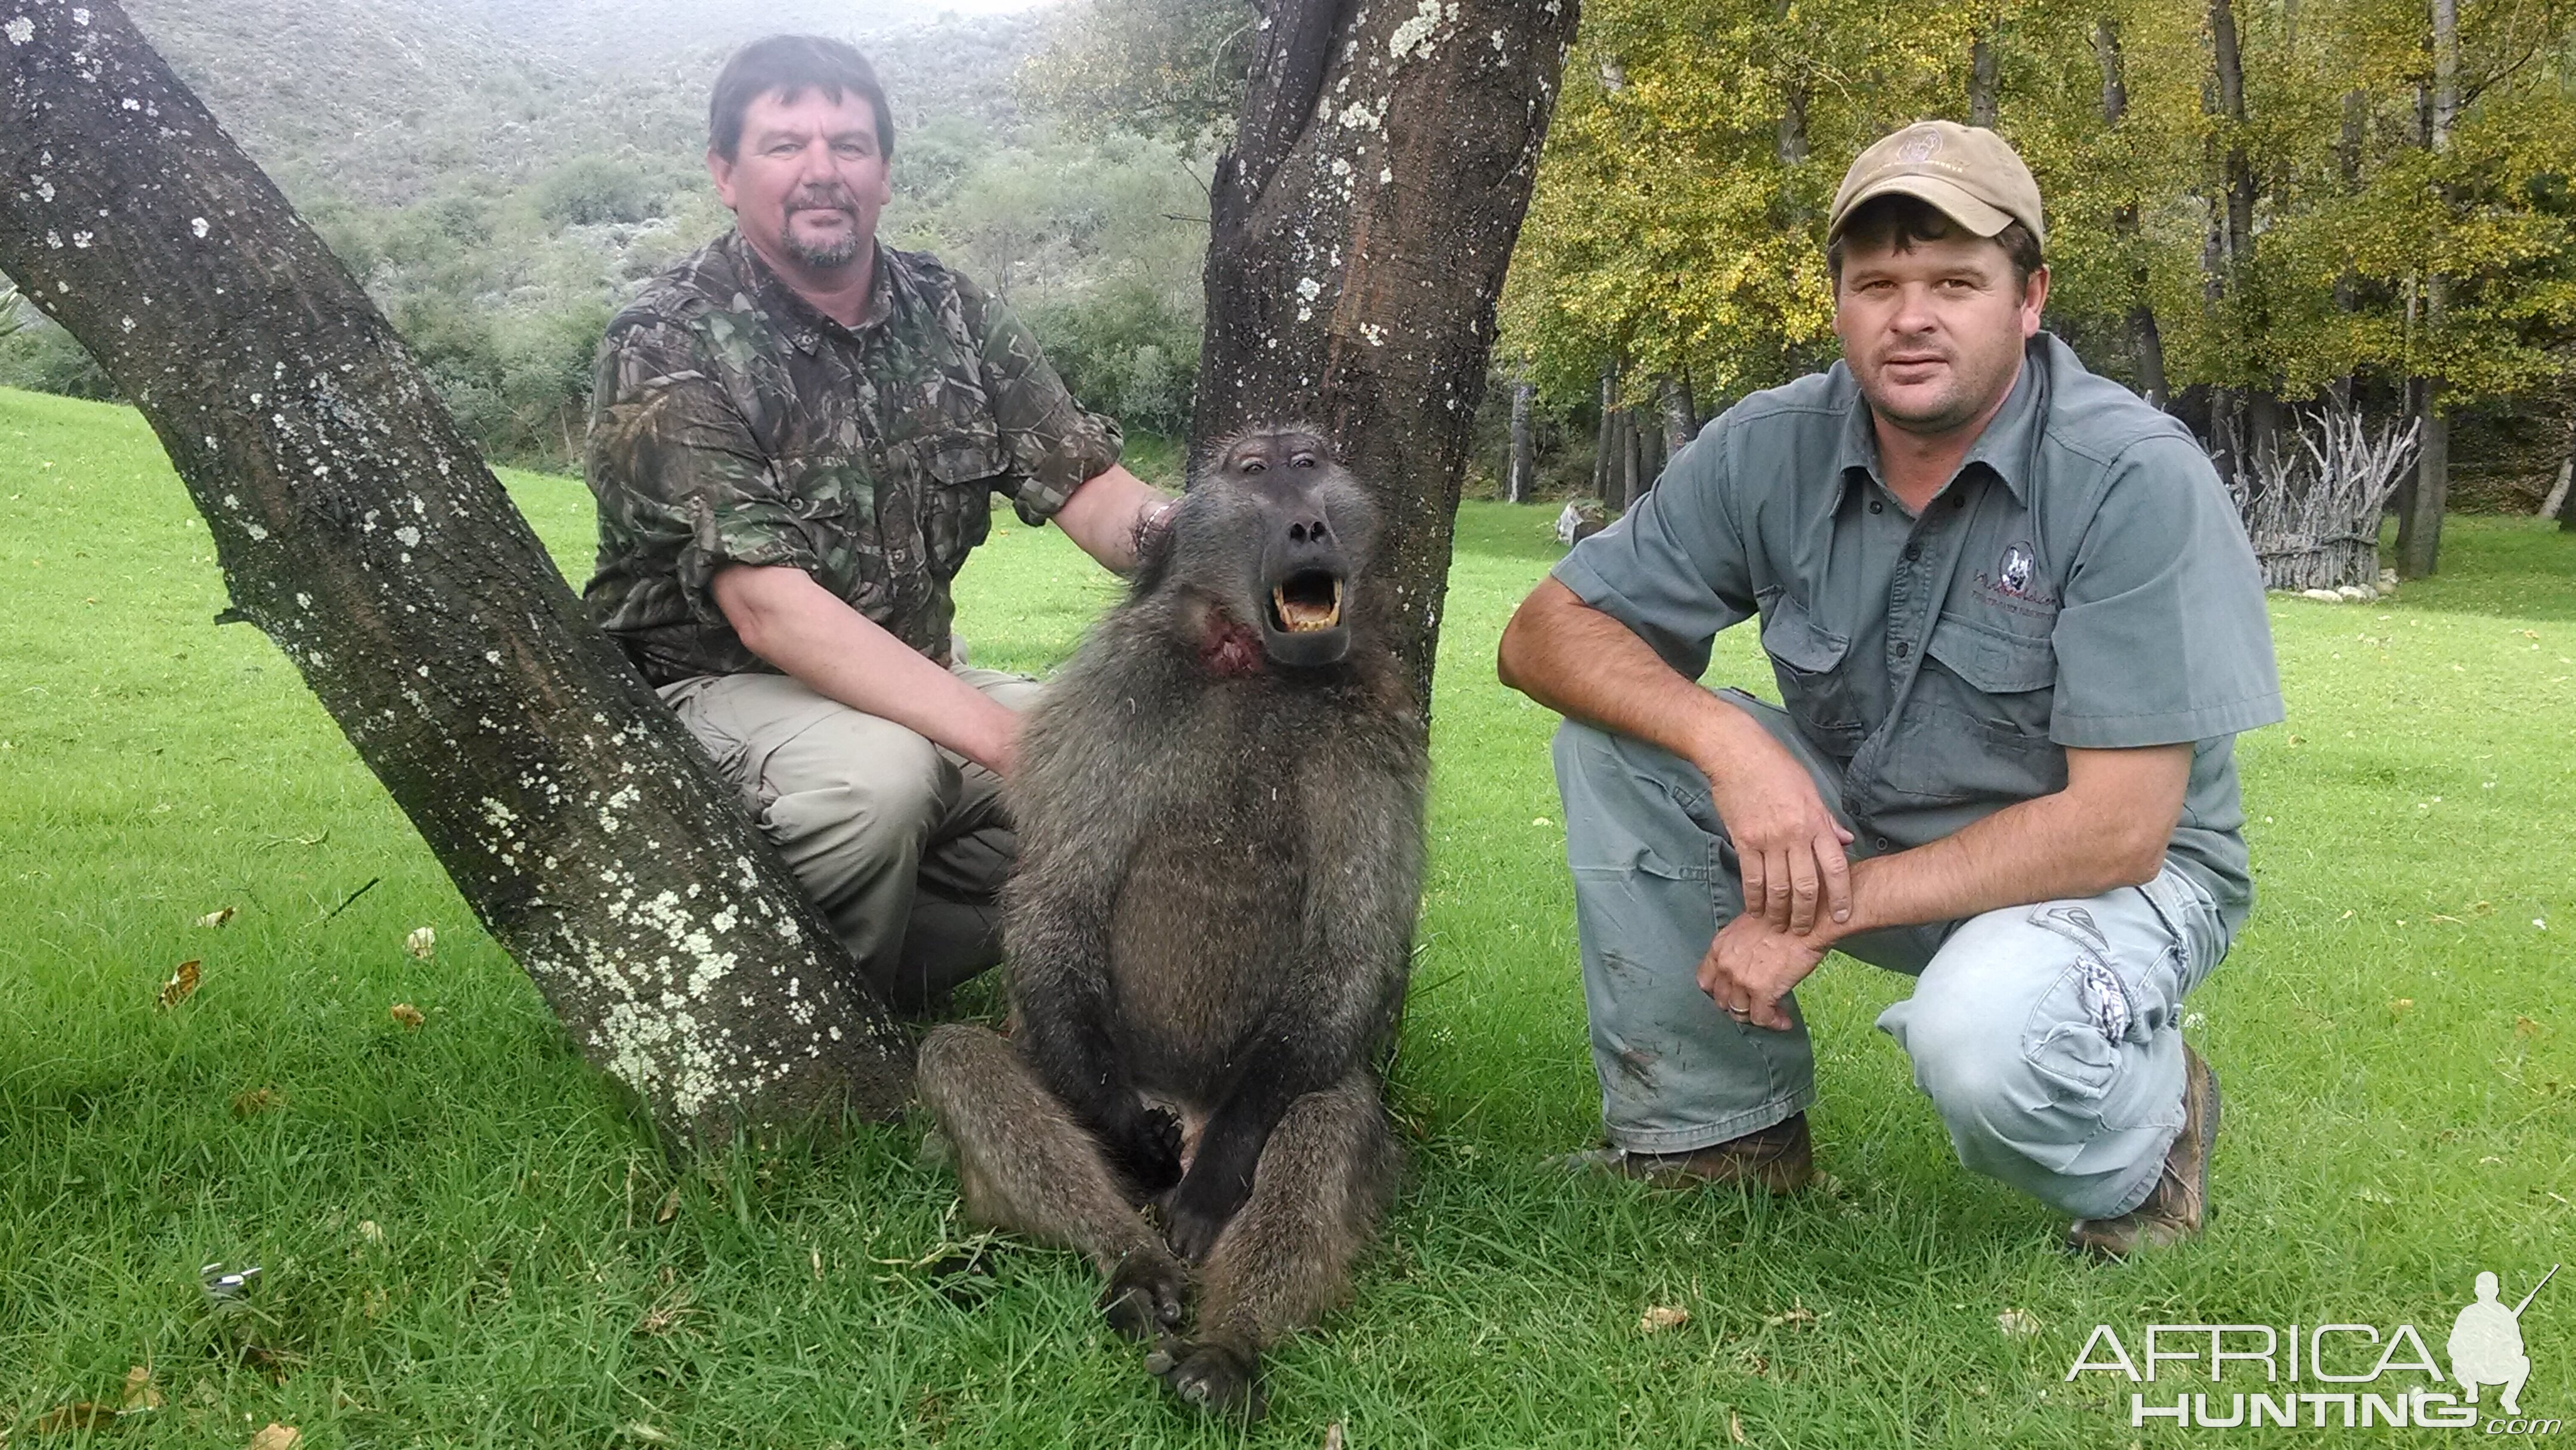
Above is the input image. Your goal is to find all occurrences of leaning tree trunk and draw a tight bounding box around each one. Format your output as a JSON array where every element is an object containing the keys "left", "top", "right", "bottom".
[
  {"left": 1193, "top": 0, "right": 1580, "bottom": 708},
  {"left": 0, "top": 0, "right": 910, "bottom": 1143}
]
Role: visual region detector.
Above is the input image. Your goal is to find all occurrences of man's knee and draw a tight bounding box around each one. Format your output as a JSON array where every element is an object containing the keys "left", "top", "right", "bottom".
[
  {"left": 763, "top": 729, "right": 948, "bottom": 865},
  {"left": 1886, "top": 964, "right": 2042, "bottom": 1129}
]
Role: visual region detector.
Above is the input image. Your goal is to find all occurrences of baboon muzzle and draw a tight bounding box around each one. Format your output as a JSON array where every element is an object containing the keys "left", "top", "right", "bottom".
[{"left": 1257, "top": 518, "right": 1352, "bottom": 666}]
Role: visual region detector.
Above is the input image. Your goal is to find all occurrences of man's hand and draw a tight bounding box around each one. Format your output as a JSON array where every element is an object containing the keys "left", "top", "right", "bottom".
[
  {"left": 1698, "top": 912, "right": 1832, "bottom": 1031},
  {"left": 1700, "top": 734, "right": 1854, "bottom": 935}
]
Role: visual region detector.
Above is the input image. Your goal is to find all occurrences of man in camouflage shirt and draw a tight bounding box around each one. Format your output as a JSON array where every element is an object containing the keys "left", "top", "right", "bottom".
[{"left": 585, "top": 35, "right": 1169, "bottom": 1010}]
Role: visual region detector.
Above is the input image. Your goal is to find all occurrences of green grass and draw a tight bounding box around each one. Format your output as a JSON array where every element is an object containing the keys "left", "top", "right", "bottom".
[{"left": 2, "top": 381, "right": 2571, "bottom": 1446}]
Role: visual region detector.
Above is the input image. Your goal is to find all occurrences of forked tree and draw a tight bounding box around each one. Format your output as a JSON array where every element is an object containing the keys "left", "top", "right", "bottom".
[{"left": 0, "top": 0, "right": 1575, "bottom": 1139}]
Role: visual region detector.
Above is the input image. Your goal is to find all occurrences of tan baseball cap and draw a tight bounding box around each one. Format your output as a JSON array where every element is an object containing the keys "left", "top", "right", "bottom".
[{"left": 1827, "top": 120, "right": 2046, "bottom": 249}]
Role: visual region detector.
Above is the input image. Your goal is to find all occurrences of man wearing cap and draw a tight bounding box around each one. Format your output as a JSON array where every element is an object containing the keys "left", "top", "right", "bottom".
[{"left": 1498, "top": 122, "right": 2280, "bottom": 1255}]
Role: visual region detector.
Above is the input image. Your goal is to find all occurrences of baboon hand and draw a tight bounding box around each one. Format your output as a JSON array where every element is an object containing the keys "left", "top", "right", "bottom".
[
  {"left": 1145, "top": 1337, "right": 1264, "bottom": 1421},
  {"left": 1160, "top": 1166, "right": 1252, "bottom": 1263},
  {"left": 1099, "top": 1248, "right": 1188, "bottom": 1340},
  {"left": 1104, "top": 1103, "right": 1185, "bottom": 1195}
]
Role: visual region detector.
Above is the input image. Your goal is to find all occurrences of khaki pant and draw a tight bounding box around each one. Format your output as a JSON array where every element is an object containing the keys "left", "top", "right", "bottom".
[{"left": 658, "top": 666, "right": 1037, "bottom": 1011}]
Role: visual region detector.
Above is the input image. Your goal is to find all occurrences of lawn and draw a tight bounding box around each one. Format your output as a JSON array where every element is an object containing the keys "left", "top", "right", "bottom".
[{"left": 2, "top": 382, "right": 2571, "bottom": 1447}]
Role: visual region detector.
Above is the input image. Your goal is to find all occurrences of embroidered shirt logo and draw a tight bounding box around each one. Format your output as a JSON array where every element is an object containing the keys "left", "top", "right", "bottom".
[{"left": 1996, "top": 543, "right": 2038, "bottom": 597}]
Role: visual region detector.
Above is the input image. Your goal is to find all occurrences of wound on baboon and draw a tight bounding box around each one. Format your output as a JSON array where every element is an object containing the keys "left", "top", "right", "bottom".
[{"left": 916, "top": 425, "right": 1428, "bottom": 1420}]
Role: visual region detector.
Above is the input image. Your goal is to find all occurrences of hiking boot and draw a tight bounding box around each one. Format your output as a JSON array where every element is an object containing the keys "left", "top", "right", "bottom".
[
  {"left": 1559, "top": 1113, "right": 1813, "bottom": 1193},
  {"left": 2067, "top": 1046, "right": 2219, "bottom": 1259}
]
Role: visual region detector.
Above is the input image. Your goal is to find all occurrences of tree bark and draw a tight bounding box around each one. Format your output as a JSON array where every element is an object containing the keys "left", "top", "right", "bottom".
[
  {"left": 1968, "top": 35, "right": 2001, "bottom": 128},
  {"left": 1658, "top": 373, "right": 1696, "bottom": 454},
  {"left": 2093, "top": 17, "right": 2168, "bottom": 409},
  {"left": 1193, "top": 0, "right": 1580, "bottom": 710},
  {"left": 1507, "top": 376, "right": 1535, "bottom": 504},
  {"left": 0, "top": 0, "right": 911, "bottom": 1143},
  {"left": 1591, "top": 358, "right": 1619, "bottom": 501},
  {"left": 2399, "top": 0, "right": 2457, "bottom": 577},
  {"left": 2206, "top": 0, "right": 2278, "bottom": 476},
  {"left": 1620, "top": 405, "right": 1644, "bottom": 510}
]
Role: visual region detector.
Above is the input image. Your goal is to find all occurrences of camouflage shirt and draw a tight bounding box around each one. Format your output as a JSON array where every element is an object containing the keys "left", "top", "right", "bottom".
[{"left": 583, "top": 230, "right": 1123, "bottom": 684}]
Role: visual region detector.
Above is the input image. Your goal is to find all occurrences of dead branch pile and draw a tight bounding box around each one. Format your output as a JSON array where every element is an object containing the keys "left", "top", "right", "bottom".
[{"left": 2230, "top": 401, "right": 2420, "bottom": 593}]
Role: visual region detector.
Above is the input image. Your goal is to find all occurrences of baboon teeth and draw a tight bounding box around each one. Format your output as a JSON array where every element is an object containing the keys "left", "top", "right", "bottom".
[{"left": 1272, "top": 578, "right": 1343, "bottom": 633}]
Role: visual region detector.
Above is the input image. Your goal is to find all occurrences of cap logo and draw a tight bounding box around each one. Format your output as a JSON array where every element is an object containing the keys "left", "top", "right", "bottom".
[{"left": 1896, "top": 128, "right": 1942, "bottom": 164}]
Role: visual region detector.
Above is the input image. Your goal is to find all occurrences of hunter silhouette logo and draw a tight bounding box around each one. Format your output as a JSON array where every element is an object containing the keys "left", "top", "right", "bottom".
[{"left": 2453, "top": 1265, "right": 2556, "bottom": 1417}]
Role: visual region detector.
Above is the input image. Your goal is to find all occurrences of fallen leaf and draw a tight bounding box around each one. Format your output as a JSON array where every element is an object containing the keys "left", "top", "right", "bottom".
[
  {"left": 358, "top": 1219, "right": 385, "bottom": 1245},
  {"left": 1730, "top": 1408, "right": 1748, "bottom": 1443},
  {"left": 2516, "top": 1016, "right": 2541, "bottom": 1039},
  {"left": 1639, "top": 1304, "right": 1692, "bottom": 1333},
  {"left": 389, "top": 1003, "right": 425, "bottom": 1030},
  {"left": 1763, "top": 1303, "right": 1823, "bottom": 1328},
  {"left": 655, "top": 1185, "right": 681, "bottom": 1225},
  {"left": 1998, "top": 1308, "right": 2043, "bottom": 1336},
  {"left": 157, "top": 959, "right": 202, "bottom": 1010},
  {"left": 1322, "top": 1423, "right": 1346, "bottom": 1450},
  {"left": 231, "top": 1086, "right": 279, "bottom": 1119},
  {"left": 122, "top": 1364, "right": 164, "bottom": 1411},
  {"left": 2390, "top": 998, "right": 2415, "bottom": 1017},
  {"left": 196, "top": 907, "right": 236, "bottom": 928},
  {"left": 248, "top": 1423, "right": 302, "bottom": 1450},
  {"left": 35, "top": 1403, "right": 120, "bottom": 1434},
  {"left": 404, "top": 925, "right": 436, "bottom": 960}
]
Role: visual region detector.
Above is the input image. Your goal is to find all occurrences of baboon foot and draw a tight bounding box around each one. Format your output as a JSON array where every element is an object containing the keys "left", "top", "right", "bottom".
[
  {"left": 1098, "top": 1249, "right": 1188, "bottom": 1340},
  {"left": 1145, "top": 1337, "right": 1264, "bottom": 1421}
]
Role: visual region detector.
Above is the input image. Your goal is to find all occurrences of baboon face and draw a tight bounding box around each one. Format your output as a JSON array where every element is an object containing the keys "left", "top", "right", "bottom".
[{"left": 1164, "top": 426, "right": 1377, "bottom": 670}]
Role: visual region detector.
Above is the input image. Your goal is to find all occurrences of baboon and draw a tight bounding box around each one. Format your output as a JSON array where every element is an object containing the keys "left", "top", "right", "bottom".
[{"left": 917, "top": 425, "right": 1427, "bottom": 1420}]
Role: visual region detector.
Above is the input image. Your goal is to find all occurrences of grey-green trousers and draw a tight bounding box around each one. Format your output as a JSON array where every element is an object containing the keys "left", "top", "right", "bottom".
[
  {"left": 659, "top": 666, "right": 1035, "bottom": 1011},
  {"left": 1553, "top": 690, "right": 2232, "bottom": 1220}
]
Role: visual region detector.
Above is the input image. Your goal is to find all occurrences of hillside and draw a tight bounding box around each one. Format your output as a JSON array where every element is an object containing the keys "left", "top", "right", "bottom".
[{"left": 123, "top": 0, "right": 1051, "bottom": 205}]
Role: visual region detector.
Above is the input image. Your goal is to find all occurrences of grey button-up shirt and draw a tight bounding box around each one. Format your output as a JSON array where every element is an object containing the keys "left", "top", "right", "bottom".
[{"left": 1554, "top": 333, "right": 2283, "bottom": 932}]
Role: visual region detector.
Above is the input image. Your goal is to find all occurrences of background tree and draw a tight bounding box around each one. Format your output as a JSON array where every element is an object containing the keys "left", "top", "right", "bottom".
[{"left": 1495, "top": 0, "right": 2576, "bottom": 564}]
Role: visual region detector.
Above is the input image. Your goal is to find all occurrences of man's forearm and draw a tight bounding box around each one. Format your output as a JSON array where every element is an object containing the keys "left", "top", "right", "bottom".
[
  {"left": 1826, "top": 747, "right": 2190, "bottom": 943},
  {"left": 714, "top": 565, "right": 1019, "bottom": 772},
  {"left": 1051, "top": 464, "right": 1169, "bottom": 572},
  {"left": 1498, "top": 578, "right": 1773, "bottom": 786}
]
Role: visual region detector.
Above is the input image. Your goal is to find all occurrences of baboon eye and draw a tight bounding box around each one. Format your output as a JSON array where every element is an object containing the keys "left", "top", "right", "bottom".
[
  {"left": 1290, "top": 453, "right": 1317, "bottom": 469},
  {"left": 1239, "top": 458, "right": 1266, "bottom": 474}
]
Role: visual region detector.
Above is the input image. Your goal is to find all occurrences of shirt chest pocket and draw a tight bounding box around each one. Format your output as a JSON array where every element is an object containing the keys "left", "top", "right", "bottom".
[
  {"left": 1758, "top": 594, "right": 1866, "bottom": 755},
  {"left": 1886, "top": 612, "right": 2066, "bottom": 804},
  {"left": 911, "top": 419, "right": 1006, "bottom": 581}
]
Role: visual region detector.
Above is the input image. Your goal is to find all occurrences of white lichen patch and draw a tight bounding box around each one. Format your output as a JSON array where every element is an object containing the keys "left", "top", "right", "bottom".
[
  {"left": 1389, "top": 0, "right": 1447, "bottom": 59},
  {"left": 393, "top": 525, "right": 422, "bottom": 547},
  {"left": 190, "top": 216, "right": 209, "bottom": 238},
  {"left": 5, "top": 18, "right": 35, "bottom": 46}
]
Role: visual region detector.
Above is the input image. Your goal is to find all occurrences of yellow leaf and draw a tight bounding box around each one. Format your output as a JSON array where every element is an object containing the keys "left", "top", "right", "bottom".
[
  {"left": 157, "top": 959, "right": 202, "bottom": 1010},
  {"left": 231, "top": 1086, "right": 280, "bottom": 1118},
  {"left": 122, "top": 1364, "right": 164, "bottom": 1411},
  {"left": 196, "top": 906, "right": 236, "bottom": 928},
  {"left": 1730, "top": 1409, "right": 1748, "bottom": 1443},
  {"left": 35, "top": 1403, "right": 119, "bottom": 1434},
  {"left": 404, "top": 925, "right": 436, "bottom": 960},
  {"left": 389, "top": 1003, "right": 426, "bottom": 1030},
  {"left": 248, "top": 1423, "right": 303, "bottom": 1450},
  {"left": 1639, "top": 1303, "right": 1692, "bottom": 1333}
]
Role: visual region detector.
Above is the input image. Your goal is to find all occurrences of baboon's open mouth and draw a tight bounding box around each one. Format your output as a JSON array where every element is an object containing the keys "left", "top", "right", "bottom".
[{"left": 1269, "top": 571, "right": 1344, "bottom": 633}]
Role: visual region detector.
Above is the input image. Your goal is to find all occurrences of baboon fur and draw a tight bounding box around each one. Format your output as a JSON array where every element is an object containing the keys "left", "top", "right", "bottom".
[{"left": 917, "top": 426, "right": 1426, "bottom": 1420}]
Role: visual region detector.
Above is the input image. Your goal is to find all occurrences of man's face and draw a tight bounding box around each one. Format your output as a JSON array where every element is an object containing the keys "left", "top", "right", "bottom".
[
  {"left": 1832, "top": 227, "right": 2046, "bottom": 438},
  {"left": 708, "top": 87, "right": 892, "bottom": 274}
]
